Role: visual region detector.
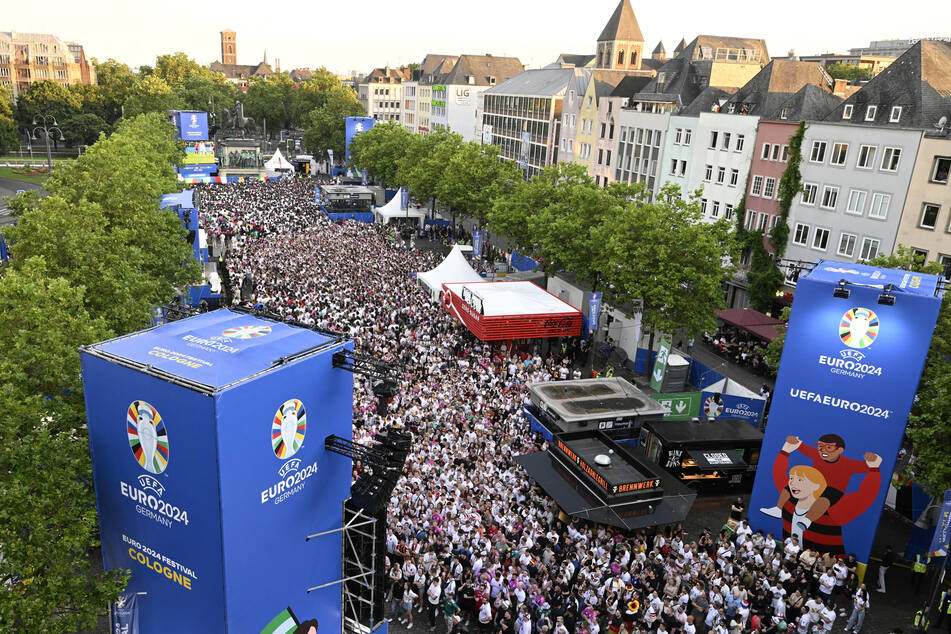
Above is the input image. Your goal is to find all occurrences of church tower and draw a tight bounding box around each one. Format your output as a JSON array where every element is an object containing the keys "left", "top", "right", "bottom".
[
  {"left": 595, "top": 0, "right": 645, "bottom": 70},
  {"left": 221, "top": 30, "right": 236, "bottom": 65}
]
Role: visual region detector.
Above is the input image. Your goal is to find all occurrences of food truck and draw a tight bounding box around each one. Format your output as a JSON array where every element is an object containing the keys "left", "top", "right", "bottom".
[{"left": 636, "top": 419, "right": 764, "bottom": 492}]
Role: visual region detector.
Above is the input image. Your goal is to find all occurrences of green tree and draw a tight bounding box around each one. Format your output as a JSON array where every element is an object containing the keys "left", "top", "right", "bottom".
[
  {"left": 59, "top": 112, "right": 111, "bottom": 148},
  {"left": 292, "top": 68, "right": 348, "bottom": 125},
  {"left": 154, "top": 52, "right": 217, "bottom": 85},
  {"left": 398, "top": 128, "right": 464, "bottom": 221},
  {"left": 599, "top": 183, "right": 736, "bottom": 354},
  {"left": 348, "top": 121, "right": 413, "bottom": 187},
  {"left": 68, "top": 82, "right": 108, "bottom": 121},
  {"left": 825, "top": 62, "right": 871, "bottom": 81},
  {"left": 173, "top": 74, "right": 237, "bottom": 119},
  {"left": 0, "top": 85, "right": 18, "bottom": 154},
  {"left": 93, "top": 58, "right": 138, "bottom": 122},
  {"left": 14, "top": 80, "right": 81, "bottom": 131},
  {"left": 245, "top": 73, "right": 297, "bottom": 133},
  {"left": 123, "top": 75, "right": 183, "bottom": 118},
  {"left": 437, "top": 141, "right": 522, "bottom": 230},
  {"left": 302, "top": 88, "right": 365, "bottom": 161}
]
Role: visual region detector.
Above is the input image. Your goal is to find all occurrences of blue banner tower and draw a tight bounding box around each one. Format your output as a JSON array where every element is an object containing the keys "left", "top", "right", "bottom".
[
  {"left": 81, "top": 310, "right": 359, "bottom": 632},
  {"left": 749, "top": 260, "right": 943, "bottom": 565}
]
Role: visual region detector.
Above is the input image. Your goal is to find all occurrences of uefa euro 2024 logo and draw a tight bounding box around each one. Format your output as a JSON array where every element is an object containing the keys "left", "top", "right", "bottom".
[
  {"left": 222, "top": 324, "right": 272, "bottom": 340},
  {"left": 272, "top": 399, "right": 306, "bottom": 459},
  {"left": 839, "top": 308, "right": 879, "bottom": 349},
  {"left": 127, "top": 401, "right": 169, "bottom": 474}
]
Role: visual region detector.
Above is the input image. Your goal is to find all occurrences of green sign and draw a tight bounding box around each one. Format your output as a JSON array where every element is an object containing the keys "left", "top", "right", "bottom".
[
  {"left": 657, "top": 392, "right": 701, "bottom": 421},
  {"left": 431, "top": 85, "right": 446, "bottom": 91},
  {"left": 431, "top": 100, "right": 446, "bottom": 107},
  {"left": 649, "top": 337, "right": 672, "bottom": 392}
]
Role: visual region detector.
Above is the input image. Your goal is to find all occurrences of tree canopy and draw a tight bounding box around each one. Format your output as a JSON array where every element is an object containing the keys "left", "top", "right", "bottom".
[{"left": 302, "top": 87, "right": 365, "bottom": 160}]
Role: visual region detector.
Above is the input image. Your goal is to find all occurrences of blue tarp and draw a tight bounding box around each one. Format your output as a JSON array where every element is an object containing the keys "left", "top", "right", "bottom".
[
  {"left": 93, "top": 309, "right": 337, "bottom": 389},
  {"left": 325, "top": 212, "right": 374, "bottom": 224},
  {"left": 510, "top": 251, "right": 540, "bottom": 272},
  {"left": 424, "top": 219, "right": 450, "bottom": 228}
]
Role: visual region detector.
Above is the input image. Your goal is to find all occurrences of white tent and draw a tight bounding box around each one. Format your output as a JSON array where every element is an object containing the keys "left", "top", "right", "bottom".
[
  {"left": 417, "top": 245, "right": 484, "bottom": 301},
  {"left": 264, "top": 149, "right": 294, "bottom": 178},
  {"left": 375, "top": 188, "right": 427, "bottom": 228}
]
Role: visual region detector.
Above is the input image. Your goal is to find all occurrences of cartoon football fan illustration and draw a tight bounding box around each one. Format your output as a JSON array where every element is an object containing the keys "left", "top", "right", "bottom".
[
  {"left": 762, "top": 434, "right": 881, "bottom": 555},
  {"left": 260, "top": 606, "right": 317, "bottom": 634}
]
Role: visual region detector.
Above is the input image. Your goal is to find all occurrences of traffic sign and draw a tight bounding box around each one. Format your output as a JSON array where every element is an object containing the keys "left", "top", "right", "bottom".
[{"left": 657, "top": 392, "right": 701, "bottom": 421}]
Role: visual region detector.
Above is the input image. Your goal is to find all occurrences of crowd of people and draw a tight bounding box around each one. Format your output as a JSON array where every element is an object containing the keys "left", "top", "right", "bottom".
[
  {"left": 703, "top": 327, "right": 770, "bottom": 376},
  {"left": 194, "top": 181, "right": 886, "bottom": 634}
]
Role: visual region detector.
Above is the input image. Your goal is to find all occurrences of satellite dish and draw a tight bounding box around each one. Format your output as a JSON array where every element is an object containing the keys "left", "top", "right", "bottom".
[{"left": 595, "top": 454, "right": 612, "bottom": 466}]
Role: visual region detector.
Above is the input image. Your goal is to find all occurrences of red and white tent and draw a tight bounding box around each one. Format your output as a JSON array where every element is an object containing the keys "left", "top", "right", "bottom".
[{"left": 441, "top": 281, "right": 582, "bottom": 341}]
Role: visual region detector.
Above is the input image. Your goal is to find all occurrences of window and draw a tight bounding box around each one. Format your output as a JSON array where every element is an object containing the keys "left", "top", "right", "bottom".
[
  {"left": 757, "top": 213, "right": 769, "bottom": 231},
  {"left": 830, "top": 143, "right": 849, "bottom": 166},
  {"left": 761, "top": 143, "right": 771, "bottom": 160},
  {"left": 860, "top": 237, "right": 880, "bottom": 261},
  {"left": 810, "top": 141, "right": 827, "bottom": 163},
  {"left": 725, "top": 204, "right": 734, "bottom": 220},
  {"left": 912, "top": 249, "right": 928, "bottom": 266},
  {"left": 865, "top": 105, "right": 877, "bottom": 121},
  {"left": 846, "top": 189, "right": 867, "bottom": 215},
  {"left": 772, "top": 144, "right": 781, "bottom": 161},
  {"left": 684, "top": 129, "right": 692, "bottom": 145},
  {"left": 812, "top": 228, "right": 830, "bottom": 251},
  {"left": 941, "top": 255, "right": 951, "bottom": 279},
  {"left": 780, "top": 107, "right": 789, "bottom": 120},
  {"left": 889, "top": 106, "right": 902, "bottom": 123},
  {"left": 793, "top": 223, "right": 810, "bottom": 246},
  {"left": 881, "top": 147, "right": 901, "bottom": 171},
  {"left": 750, "top": 175, "right": 763, "bottom": 196},
  {"left": 838, "top": 233, "right": 857, "bottom": 257},
  {"left": 704, "top": 164, "right": 713, "bottom": 181},
  {"left": 678, "top": 160, "right": 687, "bottom": 176},
  {"left": 771, "top": 215, "right": 781, "bottom": 229},
  {"left": 670, "top": 159, "right": 678, "bottom": 175},
  {"left": 700, "top": 198, "right": 708, "bottom": 215},
  {"left": 598, "top": 149, "right": 604, "bottom": 164},
  {"left": 711, "top": 201, "right": 720, "bottom": 218},
  {"left": 618, "top": 49, "right": 625, "bottom": 65},
  {"left": 931, "top": 157, "right": 951, "bottom": 183},
  {"left": 920, "top": 203, "right": 940, "bottom": 229},
  {"left": 746, "top": 210, "right": 758, "bottom": 229},
  {"left": 587, "top": 96, "right": 593, "bottom": 107},
  {"left": 869, "top": 193, "right": 891, "bottom": 219},
  {"left": 722, "top": 132, "right": 731, "bottom": 150},
  {"left": 736, "top": 134, "right": 745, "bottom": 152},
  {"left": 820, "top": 186, "right": 839, "bottom": 210},
  {"left": 710, "top": 131, "right": 719, "bottom": 149},
  {"left": 857, "top": 145, "right": 876, "bottom": 169},
  {"left": 781, "top": 145, "right": 789, "bottom": 162},
  {"left": 842, "top": 104, "right": 854, "bottom": 119},
  {"left": 674, "top": 128, "right": 683, "bottom": 144},
  {"left": 763, "top": 177, "right": 776, "bottom": 199},
  {"left": 600, "top": 123, "right": 606, "bottom": 138},
  {"left": 801, "top": 183, "right": 818, "bottom": 205},
  {"left": 716, "top": 167, "right": 726, "bottom": 184},
  {"left": 729, "top": 169, "right": 739, "bottom": 187}
]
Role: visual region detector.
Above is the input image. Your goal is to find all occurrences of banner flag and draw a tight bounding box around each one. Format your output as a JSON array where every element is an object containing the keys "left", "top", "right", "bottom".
[
  {"left": 472, "top": 230, "right": 483, "bottom": 259},
  {"left": 400, "top": 187, "right": 409, "bottom": 211},
  {"left": 929, "top": 490, "right": 951, "bottom": 557},
  {"left": 587, "top": 292, "right": 603, "bottom": 336},
  {"left": 360, "top": 167, "right": 368, "bottom": 186},
  {"left": 748, "top": 260, "right": 943, "bottom": 563},
  {"left": 649, "top": 338, "right": 671, "bottom": 392},
  {"left": 260, "top": 607, "right": 298, "bottom": 634},
  {"left": 112, "top": 592, "right": 140, "bottom": 634}
]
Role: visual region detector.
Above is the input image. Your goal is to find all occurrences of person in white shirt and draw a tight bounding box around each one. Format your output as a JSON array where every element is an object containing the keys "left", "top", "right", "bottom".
[
  {"left": 478, "top": 601, "right": 492, "bottom": 627},
  {"left": 818, "top": 570, "right": 836, "bottom": 599},
  {"left": 820, "top": 601, "right": 836, "bottom": 632},
  {"left": 845, "top": 585, "right": 869, "bottom": 633}
]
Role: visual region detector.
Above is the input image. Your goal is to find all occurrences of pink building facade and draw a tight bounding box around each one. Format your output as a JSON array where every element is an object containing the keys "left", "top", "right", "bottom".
[{"left": 744, "top": 120, "right": 798, "bottom": 252}]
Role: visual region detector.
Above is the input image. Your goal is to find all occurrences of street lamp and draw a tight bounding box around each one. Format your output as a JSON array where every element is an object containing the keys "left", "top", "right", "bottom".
[{"left": 31, "top": 114, "right": 65, "bottom": 171}]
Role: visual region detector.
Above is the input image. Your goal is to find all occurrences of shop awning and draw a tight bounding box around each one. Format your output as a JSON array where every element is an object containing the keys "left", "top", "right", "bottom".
[
  {"left": 715, "top": 308, "right": 785, "bottom": 342},
  {"left": 515, "top": 449, "right": 696, "bottom": 530},
  {"left": 686, "top": 448, "right": 748, "bottom": 471}
]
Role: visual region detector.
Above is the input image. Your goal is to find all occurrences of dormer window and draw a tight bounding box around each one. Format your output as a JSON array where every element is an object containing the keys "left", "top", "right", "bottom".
[
  {"left": 489, "top": 76, "right": 496, "bottom": 85},
  {"left": 780, "top": 107, "right": 789, "bottom": 120},
  {"left": 865, "top": 105, "right": 877, "bottom": 121},
  {"left": 889, "top": 106, "right": 902, "bottom": 123},
  {"left": 842, "top": 104, "right": 853, "bottom": 119},
  {"left": 468, "top": 75, "right": 475, "bottom": 85}
]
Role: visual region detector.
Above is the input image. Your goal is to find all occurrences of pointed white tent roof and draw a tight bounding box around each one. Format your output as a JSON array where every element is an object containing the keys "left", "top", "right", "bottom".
[
  {"left": 375, "top": 188, "right": 428, "bottom": 224},
  {"left": 265, "top": 148, "right": 294, "bottom": 176},
  {"left": 417, "top": 244, "right": 484, "bottom": 300}
]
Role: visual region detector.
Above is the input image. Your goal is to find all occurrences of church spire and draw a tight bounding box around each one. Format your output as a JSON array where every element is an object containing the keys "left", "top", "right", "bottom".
[{"left": 595, "top": 0, "right": 645, "bottom": 70}]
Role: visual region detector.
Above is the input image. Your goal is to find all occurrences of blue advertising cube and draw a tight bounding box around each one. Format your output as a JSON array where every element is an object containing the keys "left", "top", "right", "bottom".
[{"left": 81, "top": 310, "right": 354, "bottom": 632}]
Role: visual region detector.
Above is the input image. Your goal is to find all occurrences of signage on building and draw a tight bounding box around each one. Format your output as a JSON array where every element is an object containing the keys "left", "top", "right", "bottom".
[{"left": 454, "top": 87, "right": 471, "bottom": 106}]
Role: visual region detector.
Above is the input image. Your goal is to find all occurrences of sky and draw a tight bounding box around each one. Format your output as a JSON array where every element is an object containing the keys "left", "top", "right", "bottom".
[{"left": 5, "top": 0, "right": 946, "bottom": 75}]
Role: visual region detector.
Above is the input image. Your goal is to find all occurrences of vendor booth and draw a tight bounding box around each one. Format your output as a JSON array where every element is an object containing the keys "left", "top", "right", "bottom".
[
  {"left": 636, "top": 419, "right": 764, "bottom": 493},
  {"left": 417, "top": 245, "right": 483, "bottom": 301},
  {"left": 374, "top": 188, "right": 427, "bottom": 228},
  {"left": 441, "top": 280, "right": 582, "bottom": 340},
  {"left": 264, "top": 148, "right": 295, "bottom": 179}
]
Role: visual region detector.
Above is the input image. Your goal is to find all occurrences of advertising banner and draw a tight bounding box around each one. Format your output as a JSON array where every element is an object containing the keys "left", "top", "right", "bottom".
[
  {"left": 400, "top": 187, "right": 409, "bottom": 211},
  {"left": 520, "top": 131, "right": 531, "bottom": 162},
  {"left": 182, "top": 142, "right": 216, "bottom": 165},
  {"left": 345, "top": 117, "right": 375, "bottom": 163},
  {"left": 929, "top": 490, "right": 951, "bottom": 557},
  {"left": 112, "top": 592, "right": 141, "bottom": 634},
  {"left": 171, "top": 111, "right": 209, "bottom": 141},
  {"left": 472, "top": 230, "right": 483, "bottom": 259},
  {"left": 361, "top": 167, "right": 368, "bottom": 186},
  {"left": 82, "top": 311, "right": 353, "bottom": 632},
  {"left": 177, "top": 164, "right": 217, "bottom": 178},
  {"left": 649, "top": 338, "right": 672, "bottom": 392},
  {"left": 482, "top": 124, "right": 493, "bottom": 145},
  {"left": 0, "top": 237, "right": 7, "bottom": 262},
  {"left": 657, "top": 392, "right": 701, "bottom": 421},
  {"left": 587, "top": 292, "right": 603, "bottom": 335},
  {"left": 699, "top": 391, "right": 765, "bottom": 426},
  {"left": 748, "top": 260, "right": 942, "bottom": 562}
]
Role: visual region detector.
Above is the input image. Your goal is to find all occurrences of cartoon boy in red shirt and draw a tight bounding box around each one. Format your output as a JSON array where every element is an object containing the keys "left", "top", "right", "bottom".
[{"left": 760, "top": 434, "right": 880, "bottom": 531}]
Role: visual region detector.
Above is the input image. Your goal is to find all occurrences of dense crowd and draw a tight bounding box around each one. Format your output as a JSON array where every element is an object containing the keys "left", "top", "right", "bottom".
[
  {"left": 196, "top": 181, "right": 879, "bottom": 634},
  {"left": 703, "top": 327, "right": 770, "bottom": 376}
]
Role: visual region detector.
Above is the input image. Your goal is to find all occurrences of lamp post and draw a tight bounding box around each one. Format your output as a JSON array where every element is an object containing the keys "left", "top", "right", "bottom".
[{"left": 31, "top": 114, "right": 64, "bottom": 172}]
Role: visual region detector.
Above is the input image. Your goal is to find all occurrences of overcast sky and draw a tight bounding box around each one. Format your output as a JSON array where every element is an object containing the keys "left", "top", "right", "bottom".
[{"left": 5, "top": 0, "right": 945, "bottom": 75}]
